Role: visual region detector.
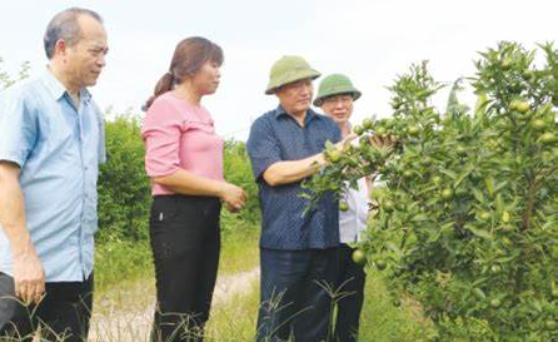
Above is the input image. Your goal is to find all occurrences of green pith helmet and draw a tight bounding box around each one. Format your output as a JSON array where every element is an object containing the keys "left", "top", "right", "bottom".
[
  {"left": 265, "top": 55, "right": 321, "bottom": 95},
  {"left": 313, "top": 73, "right": 362, "bottom": 106}
]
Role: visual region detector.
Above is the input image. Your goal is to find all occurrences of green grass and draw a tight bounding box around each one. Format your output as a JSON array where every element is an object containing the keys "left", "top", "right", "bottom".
[
  {"left": 90, "top": 223, "right": 432, "bottom": 342},
  {"left": 204, "top": 267, "right": 432, "bottom": 342},
  {"left": 206, "top": 279, "right": 260, "bottom": 341},
  {"left": 7, "top": 225, "right": 432, "bottom": 342},
  {"left": 218, "top": 223, "right": 260, "bottom": 276},
  {"left": 95, "top": 238, "right": 153, "bottom": 295},
  {"left": 90, "top": 220, "right": 260, "bottom": 340},
  {"left": 358, "top": 271, "right": 433, "bottom": 341},
  {"left": 94, "top": 219, "right": 260, "bottom": 298}
]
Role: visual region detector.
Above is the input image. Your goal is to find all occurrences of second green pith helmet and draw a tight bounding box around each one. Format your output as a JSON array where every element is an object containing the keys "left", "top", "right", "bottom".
[
  {"left": 265, "top": 55, "right": 321, "bottom": 95},
  {"left": 313, "top": 73, "right": 362, "bottom": 106}
]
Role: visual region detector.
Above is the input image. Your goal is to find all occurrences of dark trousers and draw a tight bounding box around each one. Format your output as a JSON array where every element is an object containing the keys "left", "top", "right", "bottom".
[
  {"left": 149, "top": 195, "right": 221, "bottom": 342},
  {"left": 257, "top": 248, "right": 339, "bottom": 342},
  {"left": 0, "top": 272, "right": 93, "bottom": 342},
  {"left": 334, "top": 245, "right": 366, "bottom": 342}
]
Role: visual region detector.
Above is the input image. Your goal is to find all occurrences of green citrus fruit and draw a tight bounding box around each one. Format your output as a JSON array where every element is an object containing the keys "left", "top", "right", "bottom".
[
  {"left": 353, "top": 125, "right": 364, "bottom": 136},
  {"left": 362, "top": 119, "right": 373, "bottom": 130},
  {"left": 383, "top": 200, "right": 395, "bottom": 212},
  {"left": 531, "top": 119, "right": 546, "bottom": 131},
  {"left": 516, "top": 101, "right": 530, "bottom": 113},
  {"left": 359, "top": 136, "right": 370, "bottom": 146},
  {"left": 501, "top": 58, "right": 512, "bottom": 70},
  {"left": 352, "top": 249, "right": 367, "bottom": 266},
  {"left": 375, "top": 259, "right": 387, "bottom": 271},
  {"left": 441, "top": 188, "right": 453, "bottom": 200},
  {"left": 478, "top": 211, "right": 491, "bottom": 221},
  {"left": 491, "top": 264, "right": 502, "bottom": 274},
  {"left": 538, "top": 132, "right": 556, "bottom": 144},
  {"left": 490, "top": 298, "right": 502, "bottom": 308},
  {"left": 510, "top": 100, "right": 530, "bottom": 113},
  {"left": 408, "top": 126, "right": 420, "bottom": 136},
  {"left": 339, "top": 202, "right": 349, "bottom": 212},
  {"left": 327, "top": 150, "right": 341, "bottom": 163},
  {"left": 375, "top": 127, "right": 387, "bottom": 136}
]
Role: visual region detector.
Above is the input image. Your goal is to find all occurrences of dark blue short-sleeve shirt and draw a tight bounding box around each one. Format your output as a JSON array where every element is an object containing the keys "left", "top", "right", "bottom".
[{"left": 247, "top": 105, "right": 341, "bottom": 250}]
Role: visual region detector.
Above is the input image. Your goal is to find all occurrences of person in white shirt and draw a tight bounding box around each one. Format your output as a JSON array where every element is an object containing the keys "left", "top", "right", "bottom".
[{"left": 314, "top": 73, "right": 374, "bottom": 342}]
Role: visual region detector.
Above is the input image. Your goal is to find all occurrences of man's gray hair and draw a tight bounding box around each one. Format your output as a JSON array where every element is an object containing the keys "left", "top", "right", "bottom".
[{"left": 44, "top": 7, "right": 103, "bottom": 59}]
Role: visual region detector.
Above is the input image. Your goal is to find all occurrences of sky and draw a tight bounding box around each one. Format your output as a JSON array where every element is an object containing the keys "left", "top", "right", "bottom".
[{"left": 1, "top": 0, "right": 556, "bottom": 140}]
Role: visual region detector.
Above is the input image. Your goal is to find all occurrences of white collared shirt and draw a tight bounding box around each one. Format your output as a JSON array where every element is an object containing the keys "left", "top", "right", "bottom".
[{"left": 339, "top": 178, "right": 369, "bottom": 243}]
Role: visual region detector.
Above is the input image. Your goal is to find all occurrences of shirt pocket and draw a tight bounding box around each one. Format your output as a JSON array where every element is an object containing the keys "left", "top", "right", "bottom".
[{"left": 44, "top": 110, "right": 77, "bottom": 157}]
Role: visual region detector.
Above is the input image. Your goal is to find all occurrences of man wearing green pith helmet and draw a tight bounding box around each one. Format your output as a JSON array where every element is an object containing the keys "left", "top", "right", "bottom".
[
  {"left": 315, "top": 74, "right": 369, "bottom": 342},
  {"left": 247, "top": 57, "right": 352, "bottom": 342}
]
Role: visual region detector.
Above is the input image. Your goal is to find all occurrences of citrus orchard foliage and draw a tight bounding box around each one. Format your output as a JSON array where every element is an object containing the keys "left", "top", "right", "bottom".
[{"left": 308, "top": 42, "right": 557, "bottom": 341}]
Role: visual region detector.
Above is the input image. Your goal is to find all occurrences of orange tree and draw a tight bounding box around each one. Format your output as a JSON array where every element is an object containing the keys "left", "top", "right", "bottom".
[{"left": 306, "top": 42, "right": 557, "bottom": 341}]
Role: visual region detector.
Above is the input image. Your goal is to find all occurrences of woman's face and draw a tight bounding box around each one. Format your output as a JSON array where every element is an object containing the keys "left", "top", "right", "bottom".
[
  {"left": 191, "top": 60, "right": 221, "bottom": 95},
  {"left": 320, "top": 94, "right": 354, "bottom": 126}
]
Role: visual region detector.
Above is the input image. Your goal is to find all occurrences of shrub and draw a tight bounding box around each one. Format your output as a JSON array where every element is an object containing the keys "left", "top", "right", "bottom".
[
  {"left": 97, "top": 115, "right": 151, "bottom": 242},
  {"left": 308, "top": 42, "right": 557, "bottom": 342},
  {"left": 222, "top": 140, "right": 261, "bottom": 232}
]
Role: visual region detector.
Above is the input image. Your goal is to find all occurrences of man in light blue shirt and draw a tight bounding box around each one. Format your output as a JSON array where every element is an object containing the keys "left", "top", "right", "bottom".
[{"left": 0, "top": 7, "right": 108, "bottom": 342}]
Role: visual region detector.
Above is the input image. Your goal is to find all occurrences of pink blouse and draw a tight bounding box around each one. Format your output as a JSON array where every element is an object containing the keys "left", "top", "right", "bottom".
[{"left": 142, "top": 92, "right": 224, "bottom": 196}]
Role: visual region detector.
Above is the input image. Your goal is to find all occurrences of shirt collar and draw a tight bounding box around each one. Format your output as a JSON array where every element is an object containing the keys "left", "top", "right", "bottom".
[
  {"left": 274, "top": 105, "right": 288, "bottom": 118},
  {"left": 41, "top": 68, "right": 92, "bottom": 104},
  {"left": 274, "top": 105, "right": 321, "bottom": 124}
]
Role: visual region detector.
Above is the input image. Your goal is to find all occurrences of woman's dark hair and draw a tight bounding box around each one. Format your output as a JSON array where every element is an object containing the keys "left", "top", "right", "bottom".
[{"left": 144, "top": 37, "right": 224, "bottom": 110}]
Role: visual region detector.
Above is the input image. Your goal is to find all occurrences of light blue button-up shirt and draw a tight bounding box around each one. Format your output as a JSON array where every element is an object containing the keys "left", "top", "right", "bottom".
[{"left": 0, "top": 70, "right": 105, "bottom": 282}]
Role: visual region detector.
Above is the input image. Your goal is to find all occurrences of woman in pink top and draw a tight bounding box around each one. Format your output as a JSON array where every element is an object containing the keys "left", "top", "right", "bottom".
[{"left": 142, "top": 37, "right": 246, "bottom": 342}]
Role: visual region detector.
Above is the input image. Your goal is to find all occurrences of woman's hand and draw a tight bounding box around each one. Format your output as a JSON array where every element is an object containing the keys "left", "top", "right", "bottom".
[
  {"left": 219, "top": 183, "right": 247, "bottom": 212},
  {"left": 370, "top": 134, "right": 397, "bottom": 152}
]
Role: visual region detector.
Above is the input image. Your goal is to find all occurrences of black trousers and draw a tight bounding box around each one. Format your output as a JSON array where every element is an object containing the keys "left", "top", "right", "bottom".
[
  {"left": 0, "top": 272, "right": 93, "bottom": 342},
  {"left": 149, "top": 195, "right": 221, "bottom": 342},
  {"left": 257, "top": 247, "right": 339, "bottom": 342},
  {"left": 334, "top": 245, "right": 366, "bottom": 342}
]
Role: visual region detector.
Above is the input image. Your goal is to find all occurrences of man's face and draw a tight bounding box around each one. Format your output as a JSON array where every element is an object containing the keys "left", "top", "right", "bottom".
[
  {"left": 63, "top": 15, "right": 108, "bottom": 88},
  {"left": 320, "top": 94, "right": 354, "bottom": 125},
  {"left": 275, "top": 79, "right": 313, "bottom": 116}
]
